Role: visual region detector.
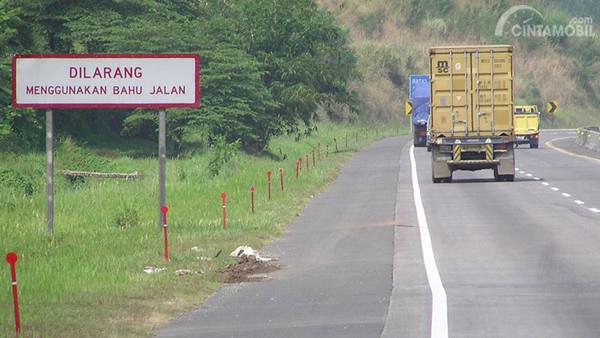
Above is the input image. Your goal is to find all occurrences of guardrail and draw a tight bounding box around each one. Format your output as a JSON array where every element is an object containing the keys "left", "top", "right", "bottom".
[{"left": 576, "top": 126, "right": 600, "bottom": 152}]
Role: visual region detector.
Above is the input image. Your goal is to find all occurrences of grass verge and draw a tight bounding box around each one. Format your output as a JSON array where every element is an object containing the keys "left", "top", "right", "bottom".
[{"left": 0, "top": 122, "right": 405, "bottom": 337}]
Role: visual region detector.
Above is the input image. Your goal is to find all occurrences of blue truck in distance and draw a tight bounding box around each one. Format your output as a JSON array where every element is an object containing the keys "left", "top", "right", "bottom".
[{"left": 409, "top": 75, "right": 430, "bottom": 147}]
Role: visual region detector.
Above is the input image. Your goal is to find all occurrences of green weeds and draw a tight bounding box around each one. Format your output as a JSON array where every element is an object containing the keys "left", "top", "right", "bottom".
[{"left": 0, "top": 123, "right": 405, "bottom": 337}]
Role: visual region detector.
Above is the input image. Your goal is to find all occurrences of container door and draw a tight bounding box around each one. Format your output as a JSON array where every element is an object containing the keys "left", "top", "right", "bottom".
[
  {"left": 430, "top": 51, "right": 471, "bottom": 137},
  {"left": 472, "top": 49, "right": 513, "bottom": 136}
]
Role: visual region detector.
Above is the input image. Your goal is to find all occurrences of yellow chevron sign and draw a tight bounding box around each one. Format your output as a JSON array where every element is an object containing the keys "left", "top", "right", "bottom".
[
  {"left": 405, "top": 100, "right": 412, "bottom": 116},
  {"left": 546, "top": 100, "right": 558, "bottom": 113}
]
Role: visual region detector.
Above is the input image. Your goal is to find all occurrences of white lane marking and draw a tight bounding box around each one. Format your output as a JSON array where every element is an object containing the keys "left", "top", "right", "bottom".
[
  {"left": 546, "top": 137, "right": 600, "bottom": 166},
  {"left": 551, "top": 187, "right": 560, "bottom": 191},
  {"left": 542, "top": 182, "right": 550, "bottom": 186},
  {"left": 410, "top": 145, "right": 448, "bottom": 338},
  {"left": 575, "top": 200, "right": 585, "bottom": 205},
  {"left": 515, "top": 167, "right": 520, "bottom": 171},
  {"left": 526, "top": 173, "right": 533, "bottom": 177},
  {"left": 562, "top": 193, "right": 571, "bottom": 197},
  {"left": 533, "top": 177, "right": 541, "bottom": 181},
  {"left": 590, "top": 208, "right": 600, "bottom": 213},
  {"left": 543, "top": 128, "right": 577, "bottom": 132},
  {"left": 519, "top": 170, "right": 526, "bottom": 174}
]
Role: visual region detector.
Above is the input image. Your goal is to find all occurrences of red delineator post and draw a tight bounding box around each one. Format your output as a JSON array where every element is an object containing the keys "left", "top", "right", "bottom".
[
  {"left": 278, "top": 168, "right": 284, "bottom": 191},
  {"left": 6, "top": 252, "right": 20, "bottom": 336},
  {"left": 296, "top": 160, "right": 300, "bottom": 179},
  {"left": 317, "top": 143, "right": 321, "bottom": 161},
  {"left": 267, "top": 171, "right": 272, "bottom": 200},
  {"left": 326, "top": 144, "right": 329, "bottom": 158},
  {"left": 221, "top": 192, "right": 227, "bottom": 230},
  {"left": 334, "top": 138, "right": 339, "bottom": 153},
  {"left": 345, "top": 133, "right": 348, "bottom": 150},
  {"left": 355, "top": 131, "right": 358, "bottom": 145},
  {"left": 299, "top": 157, "right": 303, "bottom": 174},
  {"left": 250, "top": 186, "right": 255, "bottom": 213},
  {"left": 305, "top": 154, "right": 309, "bottom": 172},
  {"left": 160, "top": 205, "right": 169, "bottom": 262},
  {"left": 365, "top": 127, "right": 369, "bottom": 138},
  {"left": 312, "top": 149, "right": 316, "bottom": 167}
]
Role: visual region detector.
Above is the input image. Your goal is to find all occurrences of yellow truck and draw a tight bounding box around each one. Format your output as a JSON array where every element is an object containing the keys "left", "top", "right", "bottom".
[
  {"left": 429, "top": 45, "right": 515, "bottom": 183},
  {"left": 514, "top": 105, "right": 540, "bottom": 148}
]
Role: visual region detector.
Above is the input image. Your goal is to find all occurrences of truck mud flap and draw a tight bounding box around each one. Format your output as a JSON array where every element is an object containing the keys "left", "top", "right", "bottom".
[{"left": 431, "top": 145, "right": 452, "bottom": 183}]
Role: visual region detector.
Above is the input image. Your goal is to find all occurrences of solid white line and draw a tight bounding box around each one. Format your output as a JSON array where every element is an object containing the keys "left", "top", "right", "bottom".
[
  {"left": 551, "top": 187, "right": 560, "bottom": 191},
  {"left": 575, "top": 200, "right": 585, "bottom": 205},
  {"left": 590, "top": 208, "right": 600, "bottom": 213},
  {"left": 562, "top": 193, "right": 572, "bottom": 197},
  {"left": 542, "top": 128, "right": 577, "bottom": 132},
  {"left": 410, "top": 145, "right": 448, "bottom": 338}
]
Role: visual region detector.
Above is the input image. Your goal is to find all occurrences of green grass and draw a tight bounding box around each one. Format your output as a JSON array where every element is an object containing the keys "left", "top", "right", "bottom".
[{"left": 0, "top": 122, "right": 406, "bottom": 337}]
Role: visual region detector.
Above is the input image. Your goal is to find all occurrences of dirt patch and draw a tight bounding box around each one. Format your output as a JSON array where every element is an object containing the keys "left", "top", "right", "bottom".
[{"left": 221, "top": 256, "right": 280, "bottom": 283}]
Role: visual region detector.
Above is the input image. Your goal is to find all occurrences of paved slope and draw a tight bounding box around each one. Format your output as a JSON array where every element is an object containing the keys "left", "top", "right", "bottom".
[
  {"left": 157, "top": 137, "right": 408, "bottom": 338},
  {"left": 410, "top": 130, "right": 600, "bottom": 337}
]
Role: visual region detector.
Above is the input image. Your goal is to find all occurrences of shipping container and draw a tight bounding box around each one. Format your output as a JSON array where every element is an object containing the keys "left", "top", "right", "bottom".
[{"left": 429, "top": 45, "right": 515, "bottom": 183}]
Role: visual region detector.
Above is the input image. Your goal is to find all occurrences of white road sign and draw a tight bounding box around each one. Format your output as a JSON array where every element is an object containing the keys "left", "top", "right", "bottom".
[{"left": 12, "top": 54, "right": 200, "bottom": 108}]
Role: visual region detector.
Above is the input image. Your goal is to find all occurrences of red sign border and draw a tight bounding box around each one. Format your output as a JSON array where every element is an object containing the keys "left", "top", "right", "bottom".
[{"left": 12, "top": 53, "right": 200, "bottom": 109}]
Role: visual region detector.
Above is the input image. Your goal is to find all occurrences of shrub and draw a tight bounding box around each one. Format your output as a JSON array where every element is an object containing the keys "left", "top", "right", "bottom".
[
  {"left": 207, "top": 137, "right": 241, "bottom": 176},
  {"left": 114, "top": 208, "right": 141, "bottom": 229},
  {"left": 0, "top": 169, "right": 35, "bottom": 195},
  {"left": 56, "top": 137, "right": 114, "bottom": 172}
]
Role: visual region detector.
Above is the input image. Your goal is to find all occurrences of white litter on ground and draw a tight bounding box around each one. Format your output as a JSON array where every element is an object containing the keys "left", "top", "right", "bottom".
[
  {"left": 191, "top": 246, "right": 202, "bottom": 252},
  {"left": 175, "top": 269, "right": 193, "bottom": 276},
  {"left": 230, "top": 246, "right": 274, "bottom": 262},
  {"left": 194, "top": 256, "right": 212, "bottom": 261},
  {"left": 143, "top": 266, "right": 166, "bottom": 274}
]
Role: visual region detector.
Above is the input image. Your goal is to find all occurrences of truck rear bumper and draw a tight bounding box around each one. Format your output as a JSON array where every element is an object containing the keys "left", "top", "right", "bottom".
[
  {"left": 431, "top": 141, "right": 515, "bottom": 181},
  {"left": 515, "top": 134, "right": 539, "bottom": 144},
  {"left": 447, "top": 159, "right": 500, "bottom": 170}
]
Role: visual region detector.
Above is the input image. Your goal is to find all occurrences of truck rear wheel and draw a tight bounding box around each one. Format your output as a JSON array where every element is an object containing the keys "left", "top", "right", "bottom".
[
  {"left": 414, "top": 132, "right": 426, "bottom": 147},
  {"left": 530, "top": 138, "right": 539, "bottom": 148},
  {"left": 433, "top": 176, "right": 452, "bottom": 183}
]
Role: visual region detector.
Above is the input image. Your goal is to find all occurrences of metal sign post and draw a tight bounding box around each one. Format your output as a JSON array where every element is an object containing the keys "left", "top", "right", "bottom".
[
  {"left": 158, "top": 109, "right": 167, "bottom": 227},
  {"left": 46, "top": 109, "right": 54, "bottom": 235}
]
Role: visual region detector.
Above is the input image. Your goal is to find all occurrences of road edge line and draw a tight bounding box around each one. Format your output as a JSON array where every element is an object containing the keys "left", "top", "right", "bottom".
[
  {"left": 540, "top": 128, "right": 576, "bottom": 132},
  {"left": 410, "top": 145, "right": 448, "bottom": 338},
  {"left": 545, "top": 137, "right": 600, "bottom": 166}
]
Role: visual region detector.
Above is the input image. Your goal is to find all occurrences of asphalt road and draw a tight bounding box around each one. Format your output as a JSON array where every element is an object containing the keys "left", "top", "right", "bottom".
[
  {"left": 157, "top": 137, "right": 405, "bottom": 338},
  {"left": 158, "top": 130, "right": 600, "bottom": 337}
]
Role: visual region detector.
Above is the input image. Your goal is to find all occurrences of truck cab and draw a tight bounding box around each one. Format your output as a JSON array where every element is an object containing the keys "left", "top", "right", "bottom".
[{"left": 514, "top": 105, "right": 541, "bottom": 148}]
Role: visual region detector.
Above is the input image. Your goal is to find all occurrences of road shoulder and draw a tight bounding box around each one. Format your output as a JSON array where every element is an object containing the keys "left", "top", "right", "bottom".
[{"left": 381, "top": 143, "right": 430, "bottom": 338}]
